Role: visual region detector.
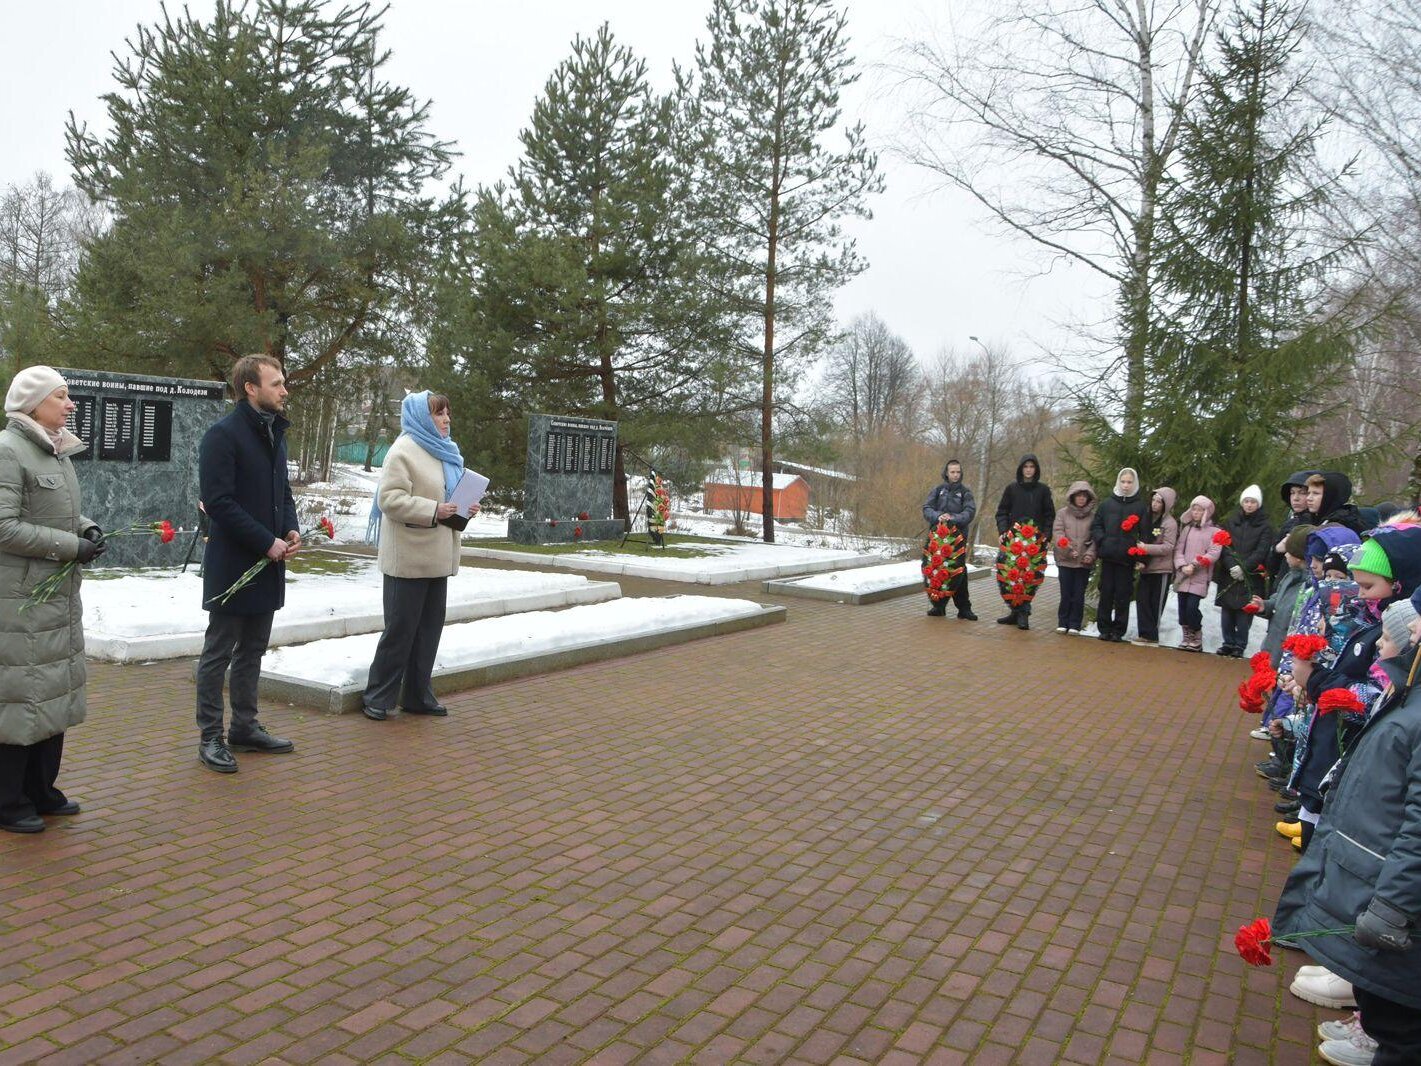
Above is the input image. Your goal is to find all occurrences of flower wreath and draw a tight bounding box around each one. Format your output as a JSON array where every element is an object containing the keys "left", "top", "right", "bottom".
[
  {"left": 922, "top": 520, "right": 967, "bottom": 601},
  {"left": 996, "top": 520, "right": 1048, "bottom": 607},
  {"left": 650, "top": 476, "right": 671, "bottom": 532}
]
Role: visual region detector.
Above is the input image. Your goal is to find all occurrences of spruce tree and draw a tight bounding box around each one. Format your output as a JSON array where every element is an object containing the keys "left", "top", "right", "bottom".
[
  {"left": 1078, "top": 0, "right": 1359, "bottom": 501},
  {"left": 62, "top": 0, "right": 458, "bottom": 388},
  {"left": 683, "top": 0, "right": 881, "bottom": 541}
]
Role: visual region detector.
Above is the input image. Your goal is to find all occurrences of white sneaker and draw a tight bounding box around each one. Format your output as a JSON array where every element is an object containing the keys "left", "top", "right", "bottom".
[
  {"left": 1291, "top": 968, "right": 1357, "bottom": 1009},
  {"left": 1298, "top": 965, "right": 1329, "bottom": 979},
  {"left": 1250, "top": 727, "right": 1271, "bottom": 740},
  {"left": 1055, "top": 626, "right": 1067, "bottom": 633},
  {"left": 1318, "top": 1011, "right": 1365, "bottom": 1041},
  {"left": 1319, "top": 1029, "right": 1378, "bottom": 1066}
]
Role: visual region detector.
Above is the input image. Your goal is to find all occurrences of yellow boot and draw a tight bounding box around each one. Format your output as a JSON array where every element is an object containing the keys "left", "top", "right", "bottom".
[
  {"left": 1276, "top": 820, "right": 1302, "bottom": 840},
  {"left": 1291, "top": 835, "right": 1302, "bottom": 850}
]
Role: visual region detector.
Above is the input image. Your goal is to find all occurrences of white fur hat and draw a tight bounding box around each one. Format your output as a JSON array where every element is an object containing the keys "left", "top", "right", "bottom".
[
  {"left": 1240, "top": 484, "right": 1263, "bottom": 506},
  {"left": 5, "top": 365, "right": 67, "bottom": 415}
]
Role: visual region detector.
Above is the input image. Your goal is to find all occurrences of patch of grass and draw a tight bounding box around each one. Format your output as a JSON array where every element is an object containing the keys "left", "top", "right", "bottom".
[
  {"left": 469, "top": 533, "right": 722, "bottom": 559},
  {"left": 286, "top": 550, "right": 368, "bottom": 577}
]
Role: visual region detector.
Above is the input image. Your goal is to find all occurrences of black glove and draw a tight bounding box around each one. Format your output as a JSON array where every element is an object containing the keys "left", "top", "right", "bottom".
[
  {"left": 76, "top": 536, "right": 104, "bottom": 564},
  {"left": 82, "top": 525, "right": 104, "bottom": 543},
  {"left": 1355, "top": 898, "right": 1412, "bottom": 952}
]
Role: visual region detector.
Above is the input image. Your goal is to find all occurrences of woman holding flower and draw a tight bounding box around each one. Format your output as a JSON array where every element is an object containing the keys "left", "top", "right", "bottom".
[
  {"left": 1172, "top": 495, "right": 1223, "bottom": 652},
  {"left": 1050, "top": 480, "right": 1096, "bottom": 633},
  {"left": 1089, "top": 467, "right": 1150, "bottom": 642},
  {"left": 1132, "top": 487, "right": 1178, "bottom": 645},
  {"left": 1213, "top": 484, "right": 1274, "bottom": 658},
  {"left": 0, "top": 366, "right": 102, "bottom": 833},
  {"left": 361, "top": 392, "right": 477, "bottom": 721}
]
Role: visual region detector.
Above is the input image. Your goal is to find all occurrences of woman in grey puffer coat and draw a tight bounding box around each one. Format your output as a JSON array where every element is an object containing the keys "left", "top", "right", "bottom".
[{"left": 0, "top": 366, "right": 103, "bottom": 834}]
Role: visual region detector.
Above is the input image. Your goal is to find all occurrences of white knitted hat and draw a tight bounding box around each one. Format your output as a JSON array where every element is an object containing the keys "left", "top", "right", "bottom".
[{"left": 5, "top": 365, "right": 67, "bottom": 415}]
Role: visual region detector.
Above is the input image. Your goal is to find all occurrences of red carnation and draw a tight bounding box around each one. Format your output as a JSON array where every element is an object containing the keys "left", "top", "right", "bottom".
[
  {"left": 1282, "top": 634, "right": 1328, "bottom": 661},
  {"left": 578, "top": 511, "right": 590, "bottom": 521},
  {"left": 1122, "top": 514, "right": 1140, "bottom": 532},
  {"left": 1242, "top": 602, "right": 1261, "bottom": 615},
  {"left": 1195, "top": 554, "right": 1212, "bottom": 567},
  {"left": 1025, "top": 543, "right": 1040, "bottom": 557},
  {"left": 1020, "top": 524, "right": 1037, "bottom": 539},
  {"left": 1316, "top": 689, "right": 1366, "bottom": 716},
  {"left": 155, "top": 519, "right": 177, "bottom": 544},
  {"left": 1250, "top": 651, "right": 1272, "bottom": 672},
  {"left": 1235, "top": 918, "right": 1274, "bottom": 967},
  {"left": 1057, "top": 537, "right": 1070, "bottom": 548},
  {"left": 573, "top": 526, "right": 583, "bottom": 538},
  {"left": 319, "top": 516, "right": 336, "bottom": 540},
  {"left": 1238, "top": 680, "right": 1265, "bottom": 714},
  {"left": 1213, "top": 529, "right": 1232, "bottom": 546}
]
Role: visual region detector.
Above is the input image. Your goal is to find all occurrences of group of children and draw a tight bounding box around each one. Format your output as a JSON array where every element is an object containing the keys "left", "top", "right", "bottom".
[{"left": 1235, "top": 482, "right": 1421, "bottom": 1065}]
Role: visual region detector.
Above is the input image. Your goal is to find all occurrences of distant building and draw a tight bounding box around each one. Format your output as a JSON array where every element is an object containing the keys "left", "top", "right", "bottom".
[{"left": 702, "top": 469, "right": 809, "bottom": 521}]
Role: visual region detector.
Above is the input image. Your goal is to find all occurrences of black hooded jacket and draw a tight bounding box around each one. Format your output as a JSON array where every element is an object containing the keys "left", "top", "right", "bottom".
[
  {"left": 1215, "top": 505, "right": 1275, "bottom": 609},
  {"left": 922, "top": 463, "right": 977, "bottom": 529},
  {"left": 1091, "top": 484, "right": 1150, "bottom": 564},
  {"left": 994, "top": 453, "right": 1056, "bottom": 536},
  {"left": 1313, "top": 472, "right": 1366, "bottom": 534}
]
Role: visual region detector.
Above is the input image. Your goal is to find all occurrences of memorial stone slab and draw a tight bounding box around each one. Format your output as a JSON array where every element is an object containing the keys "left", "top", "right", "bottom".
[
  {"left": 507, "top": 413, "right": 624, "bottom": 544},
  {"left": 57, "top": 368, "right": 226, "bottom": 567}
]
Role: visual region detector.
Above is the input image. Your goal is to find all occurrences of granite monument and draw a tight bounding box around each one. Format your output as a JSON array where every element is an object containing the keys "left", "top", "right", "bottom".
[
  {"left": 57, "top": 368, "right": 226, "bottom": 567},
  {"left": 506, "top": 413, "right": 624, "bottom": 545}
]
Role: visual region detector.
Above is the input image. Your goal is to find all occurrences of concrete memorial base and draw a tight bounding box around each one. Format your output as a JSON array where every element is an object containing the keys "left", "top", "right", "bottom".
[{"left": 506, "top": 517, "right": 624, "bottom": 545}]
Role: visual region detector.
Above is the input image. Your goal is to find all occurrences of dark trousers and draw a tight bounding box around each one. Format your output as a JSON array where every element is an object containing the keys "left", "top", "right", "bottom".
[
  {"left": 364, "top": 576, "right": 447, "bottom": 712},
  {"left": 1219, "top": 605, "right": 1254, "bottom": 650},
  {"left": 196, "top": 611, "right": 275, "bottom": 741},
  {"left": 0, "top": 733, "right": 67, "bottom": 824},
  {"left": 951, "top": 576, "right": 973, "bottom": 615},
  {"left": 1097, "top": 562, "right": 1135, "bottom": 636},
  {"left": 1057, "top": 566, "right": 1089, "bottom": 630},
  {"left": 1135, "top": 573, "right": 1169, "bottom": 641},
  {"left": 1177, "top": 591, "right": 1203, "bottom": 630},
  {"left": 1355, "top": 986, "right": 1421, "bottom": 1065}
]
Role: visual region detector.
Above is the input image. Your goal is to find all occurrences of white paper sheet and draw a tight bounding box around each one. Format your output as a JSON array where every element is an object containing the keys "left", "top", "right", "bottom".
[{"left": 448, "top": 469, "right": 489, "bottom": 515}]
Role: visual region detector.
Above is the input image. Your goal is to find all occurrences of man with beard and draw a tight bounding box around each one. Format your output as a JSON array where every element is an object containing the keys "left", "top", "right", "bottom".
[{"left": 194, "top": 355, "right": 301, "bottom": 774}]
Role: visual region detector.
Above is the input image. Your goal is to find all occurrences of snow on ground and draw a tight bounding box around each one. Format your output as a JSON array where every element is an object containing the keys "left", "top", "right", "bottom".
[
  {"left": 83, "top": 559, "right": 594, "bottom": 641},
  {"left": 263, "top": 595, "right": 764, "bottom": 687},
  {"left": 783, "top": 560, "right": 988, "bottom": 594}
]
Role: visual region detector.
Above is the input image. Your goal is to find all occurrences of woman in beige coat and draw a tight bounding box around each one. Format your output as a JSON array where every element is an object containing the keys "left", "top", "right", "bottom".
[
  {"left": 361, "top": 392, "right": 476, "bottom": 720},
  {"left": 0, "top": 366, "right": 104, "bottom": 833}
]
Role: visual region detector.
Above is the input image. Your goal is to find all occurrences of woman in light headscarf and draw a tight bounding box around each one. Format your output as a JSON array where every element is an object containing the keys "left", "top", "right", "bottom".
[
  {"left": 0, "top": 366, "right": 104, "bottom": 833},
  {"left": 361, "top": 391, "right": 477, "bottom": 721}
]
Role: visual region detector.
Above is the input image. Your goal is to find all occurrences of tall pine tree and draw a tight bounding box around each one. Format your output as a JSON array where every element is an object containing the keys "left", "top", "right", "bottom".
[
  {"left": 1078, "top": 0, "right": 1359, "bottom": 501},
  {"left": 683, "top": 0, "right": 881, "bottom": 541},
  {"left": 62, "top": 0, "right": 459, "bottom": 389}
]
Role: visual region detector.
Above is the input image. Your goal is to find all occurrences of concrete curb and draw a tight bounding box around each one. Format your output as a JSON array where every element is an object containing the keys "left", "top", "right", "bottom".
[
  {"left": 89, "top": 580, "right": 622, "bottom": 663},
  {"left": 762, "top": 565, "right": 991, "bottom": 605},
  {"left": 460, "top": 545, "right": 884, "bottom": 585},
  {"left": 259, "top": 602, "right": 788, "bottom": 714}
]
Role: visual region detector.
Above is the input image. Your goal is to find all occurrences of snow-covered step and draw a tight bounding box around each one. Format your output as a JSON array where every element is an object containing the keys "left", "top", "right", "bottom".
[
  {"left": 763, "top": 561, "right": 991, "bottom": 604},
  {"left": 460, "top": 543, "right": 882, "bottom": 585},
  {"left": 82, "top": 562, "right": 619, "bottom": 662},
  {"left": 258, "top": 595, "right": 786, "bottom": 713}
]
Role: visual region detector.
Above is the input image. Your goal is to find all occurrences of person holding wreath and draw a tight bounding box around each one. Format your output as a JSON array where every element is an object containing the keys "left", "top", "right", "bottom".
[
  {"left": 921, "top": 458, "right": 976, "bottom": 619},
  {"left": 994, "top": 453, "right": 1056, "bottom": 630}
]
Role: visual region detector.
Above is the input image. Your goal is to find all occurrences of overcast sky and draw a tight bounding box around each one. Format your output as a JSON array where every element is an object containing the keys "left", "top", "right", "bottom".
[{"left": 0, "top": 0, "right": 1108, "bottom": 371}]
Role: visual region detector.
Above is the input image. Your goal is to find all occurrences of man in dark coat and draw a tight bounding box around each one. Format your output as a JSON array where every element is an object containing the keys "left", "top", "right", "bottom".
[
  {"left": 194, "top": 355, "right": 301, "bottom": 773},
  {"left": 994, "top": 453, "right": 1056, "bottom": 628},
  {"left": 921, "top": 458, "right": 978, "bottom": 620}
]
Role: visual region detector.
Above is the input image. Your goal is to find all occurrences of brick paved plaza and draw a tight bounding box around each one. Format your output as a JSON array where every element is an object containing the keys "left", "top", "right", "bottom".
[{"left": 0, "top": 564, "right": 1330, "bottom": 1064}]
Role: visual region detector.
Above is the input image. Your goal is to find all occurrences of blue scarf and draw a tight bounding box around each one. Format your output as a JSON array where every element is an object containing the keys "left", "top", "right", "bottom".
[{"left": 365, "top": 391, "right": 465, "bottom": 543}]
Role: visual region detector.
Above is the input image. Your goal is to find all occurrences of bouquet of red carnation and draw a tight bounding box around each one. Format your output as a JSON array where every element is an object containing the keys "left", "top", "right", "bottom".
[
  {"left": 1316, "top": 689, "right": 1367, "bottom": 717},
  {"left": 204, "top": 516, "right": 336, "bottom": 607},
  {"left": 1127, "top": 545, "right": 1148, "bottom": 558},
  {"left": 1234, "top": 916, "right": 1354, "bottom": 967},
  {"left": 650, "top": 476, "right": 671, "bottom": 533},
  {"left": 577, "top": 511, "right": 590, "bottom": 521},
  {"left": 922, "top": 520, "right": 968, "bottom": 602},
  {"left": 995, "top": 520, "right": 1048, "bottom": 608},
  {"left": 1238, "top": 650, "right": 1277, "bottom": 713},
  {"left": 1195, "top": 554, "right": 1213, "bottom": 567},
  {"left": 1122, "top": 514, "right": 1140, "bottom": 532},
  {"left": 1282, "top": 633, "right": 1329, "bottom": 662},
  {"left": 1057, "top": 536, "right": 1071, "bottom": 549},
  {"left": 23, "top": 519, "right": 179, "bottom": 612},
  {"left": 1242, "top": 602, "right": 1262, "bottom": 614},
  {"left": 1213, "top": 529, "right": 1233, "bottom": 547}
]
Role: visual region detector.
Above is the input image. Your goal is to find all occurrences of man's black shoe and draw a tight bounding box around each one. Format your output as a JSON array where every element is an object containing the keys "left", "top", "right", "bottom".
[
  {"left": 403, "top": 704, "right": 449, "bottom": 717},
  {"left": 997, "top": 612, "right": 1018, "bottom": 625},
  {"left": 1255, "top": 760, "right": 1284, "bottom": 778},
  {"left": 1017, "top": 615, "right": 1030, "bottom": 631},
  {"left": 41, "top": 801, "right": 80, "bottom": 816},
  {"left": 227, "top": 724, "right": 294, "bottom": 754},
  {"left": 958, "top": 610, "right": 978, "bottom": 621},
  {"left": 199, "top": 738, "right": 238, "bottom": 774},
  {"left": 362, "top": 704, "right": 388, "bottom": 721},
  {"left": 1275, "top": 798, "right": 1301, "bottom": 814},
  {"left": 0, "top": 815, "right": 44, "bottom": 834},
  {"left": 926, "top": 604, "right": 947, "bottom": 617}
]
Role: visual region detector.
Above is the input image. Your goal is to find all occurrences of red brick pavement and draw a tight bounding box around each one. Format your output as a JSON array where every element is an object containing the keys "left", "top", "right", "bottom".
[{"left": 0, "top": 571, "right": 1333, "bottom": 1064}]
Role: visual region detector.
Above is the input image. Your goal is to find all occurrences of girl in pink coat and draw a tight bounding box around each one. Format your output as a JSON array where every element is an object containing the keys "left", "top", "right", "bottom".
[{"left": 1172, "top": 495, "right": 1223, "bottom": 652}]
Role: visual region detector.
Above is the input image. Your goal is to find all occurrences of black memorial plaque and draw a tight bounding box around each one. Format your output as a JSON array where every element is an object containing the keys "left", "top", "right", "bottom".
[
  {"left": 99, "top": 397, "right": 135, "bottom": 462},
  {"left": 544, "top": 432, "right": 561, "bottom": 473},
  {"left": 598, "top": 436, "right": 614, "bottom": 473},
  {"left": 581, "top": 434, "right": 594, "bottom": 473},
  {"left": 564, "top": 434, "right": 580, "bottom": 473},
  {"left": 66, "top": 395, "right": 96, "bottom": 460},
  {"left": 137, "top": 399, "right": 173, "bottom": 462}
]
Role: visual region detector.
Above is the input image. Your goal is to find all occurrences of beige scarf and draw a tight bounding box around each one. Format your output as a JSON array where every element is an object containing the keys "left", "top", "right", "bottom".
[{"left": 7, "top": 412, "right": 84, "bottom": 456}]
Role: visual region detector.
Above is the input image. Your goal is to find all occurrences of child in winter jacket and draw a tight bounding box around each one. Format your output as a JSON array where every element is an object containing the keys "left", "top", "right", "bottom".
[
  {"left": 1133, "top": 488, "right": 1178, "bottom": 645},
  {"left": 1215, "top": 485, "right": 1275, "bottom": 658},
  {"left": 1089, "top": 468, "right": 1150, "bottom": 642},
  {"left": 1172, "top": 496, "right": 1222, "bottom": 652},
  {"left": 1051, "top": 481, "right": 1097, "bottom": 633}
]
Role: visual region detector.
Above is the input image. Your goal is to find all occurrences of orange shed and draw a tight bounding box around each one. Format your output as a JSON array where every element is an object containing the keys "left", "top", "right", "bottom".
[{"left": 702, "top": 470, "right": 809, "bottom": 521}]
